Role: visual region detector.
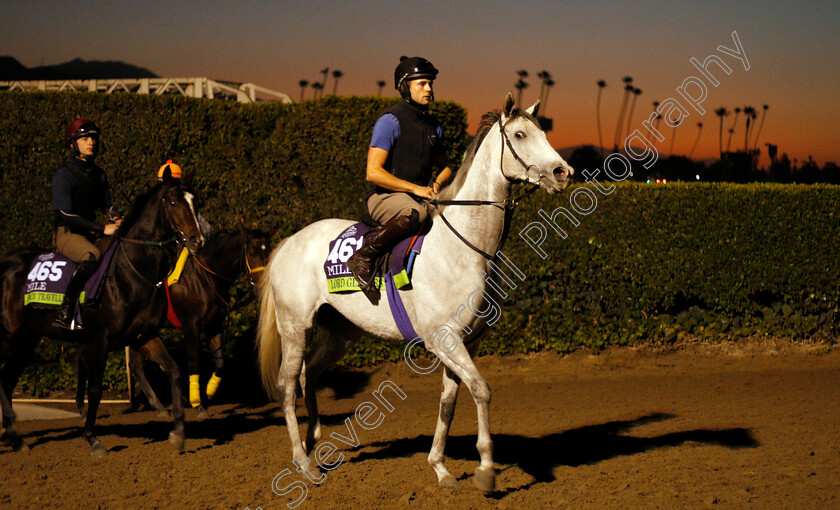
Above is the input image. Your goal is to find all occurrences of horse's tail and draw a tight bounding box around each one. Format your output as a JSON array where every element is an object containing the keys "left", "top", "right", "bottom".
[{"left": 257, "top": 249, "right": 283, "bottom": 401}]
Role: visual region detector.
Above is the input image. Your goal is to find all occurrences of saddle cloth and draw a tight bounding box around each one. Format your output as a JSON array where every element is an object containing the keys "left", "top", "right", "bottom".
[
  {"left": 23, "top": 239, "right": 119, "bottom": 309},
  {"left": 323, "top": 222, "right": 425, "bottom": 294}
]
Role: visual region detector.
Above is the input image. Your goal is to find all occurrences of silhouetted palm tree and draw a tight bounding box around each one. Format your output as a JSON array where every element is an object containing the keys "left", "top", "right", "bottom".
[
  {"left": 537, "top": 70, "right": 551, "bottom": 104},
  {"left": 515, "top": 78, "right": 529, "bottom": 106},
  {"left": 650, "top": 101, "right": 661, "bottom": 150},
  {"left": 376, "top": 80, "right": 385, "bottom": 97},
  {"left": 311, "top": 82, "right": 323, "bottom": 99},
  {"left": 752, "top": 104, "right": 769, "bottom": 151},
  {"left": 689, "top": 122, "right": 703, "bottom": 159},
  {"left": 596, "top": 80, "right": 606, "bottom": 156},
  {"left": 318, "top": 67, "right": 329, "bottom": 98},
  {"left": 743, "top": 106, "right": 756, "bottom": 152},
  {"left": 613, "top": 76, "right": 633, "bottom": 150},
  {"left": 726, "top": 107, "right": 741, "bottom": 152},
  {"left": 298, "top": 80, "right": 309, "bottom": 102},
  {"left": 714, "top": 107, "right": 729, "bottom": 157},
  {"left": 331, "top": 70, "right": 343, "bottom": 95},
  {"left": 625, "top": 87, "right": 642, "bottom": 137},
  {"left": 542, "top": 78, "right": 555, "bottom": 115}
]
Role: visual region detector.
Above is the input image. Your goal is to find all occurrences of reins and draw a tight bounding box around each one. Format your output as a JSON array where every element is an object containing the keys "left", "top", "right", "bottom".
[{"left": 429, "top": 115, "right": 544, "bottom": 260}]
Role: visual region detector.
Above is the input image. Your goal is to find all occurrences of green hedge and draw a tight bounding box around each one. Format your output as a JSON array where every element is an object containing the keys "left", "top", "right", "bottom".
[{"left": 2, "top": 91, "right": 838, "bottom": 393}]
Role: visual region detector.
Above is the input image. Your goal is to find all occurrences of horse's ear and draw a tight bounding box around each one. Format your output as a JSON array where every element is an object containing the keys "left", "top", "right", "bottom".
[
  {"left": 160, "top": 166, "right": 172, "bottom": 184},
  {"left": 503, "top": 92, "right": 516, "bottom": 117},
  {"left": 526, "top": 99, "right": 541, "bottom": 118}
]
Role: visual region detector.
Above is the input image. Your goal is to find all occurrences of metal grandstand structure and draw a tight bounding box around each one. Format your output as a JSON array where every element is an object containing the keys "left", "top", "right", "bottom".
[{"left": 0, "top": 77, "right": 293, "bottom": 103}]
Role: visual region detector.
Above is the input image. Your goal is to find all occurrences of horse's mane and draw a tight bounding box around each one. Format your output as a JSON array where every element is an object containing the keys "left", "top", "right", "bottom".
[
  {"left": 115, "top": 182, "right": 165, "bottom": 236},
  {"left": 433, "top": 108, "right": 538, "bottom": 211}
]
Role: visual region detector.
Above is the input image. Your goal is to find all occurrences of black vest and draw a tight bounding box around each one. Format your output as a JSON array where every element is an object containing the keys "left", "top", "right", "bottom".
[
  {"left": 62, "top": 158, "right": 107, "bottom": 222},
  {"left": 369, "top": 101, "right": 440, "bottom": 197}
]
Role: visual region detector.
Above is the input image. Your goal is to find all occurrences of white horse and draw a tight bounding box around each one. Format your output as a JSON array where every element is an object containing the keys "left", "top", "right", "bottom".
[{"left": 258, "top": 93, "right": 573, "bottom": 491}]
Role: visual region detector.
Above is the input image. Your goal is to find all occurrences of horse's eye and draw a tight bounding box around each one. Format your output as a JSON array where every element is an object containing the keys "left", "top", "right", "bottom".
[
  {"left": 515, "top": 131, "right": 526, "bottom": 139},
  {"left": 169, "top": 200, "right": 177, "bottom": 207}
]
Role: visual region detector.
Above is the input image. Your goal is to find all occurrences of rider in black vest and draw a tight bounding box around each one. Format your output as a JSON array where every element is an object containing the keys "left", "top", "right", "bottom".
[
  {"left": 51, "top": 119, "right": 122, "bottom": 329},
  {"left": 347, "top": 56, "right": 454, "bottom": 292}
]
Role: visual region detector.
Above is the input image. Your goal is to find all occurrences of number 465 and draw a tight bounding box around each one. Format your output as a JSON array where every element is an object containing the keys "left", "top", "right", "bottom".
[{"left": 28, "top": 260, "right": 67, "bottom": 282}]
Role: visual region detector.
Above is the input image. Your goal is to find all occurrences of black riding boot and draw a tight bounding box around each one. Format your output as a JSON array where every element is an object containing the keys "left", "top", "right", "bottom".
[
  {"left": 53, "top": 258, "right": 97, "bottom": 330},
  {"left": 346, "top": 211, "right": 421, "bottom": 292}
]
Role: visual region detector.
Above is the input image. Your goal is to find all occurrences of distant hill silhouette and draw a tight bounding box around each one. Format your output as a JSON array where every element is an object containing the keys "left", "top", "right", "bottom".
[{"left": 0, "top": 56, "right": 157, "bottom": 81}]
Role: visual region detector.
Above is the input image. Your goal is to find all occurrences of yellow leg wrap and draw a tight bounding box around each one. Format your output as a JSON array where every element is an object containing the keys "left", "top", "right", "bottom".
[
  {"left": 189, "top": 374, "right": 201, "bottom": 408},
  {"left": 206, "top": 373, "right": 222, "bottom": 399}
]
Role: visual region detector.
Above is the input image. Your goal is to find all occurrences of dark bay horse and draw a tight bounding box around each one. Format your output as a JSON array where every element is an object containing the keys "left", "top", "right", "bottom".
[
  {"left": 0, "top": 172, "right": 204, "bottom": 456},
  {"left": 91, "top": 227, "right": 271, "bottom": 418}
]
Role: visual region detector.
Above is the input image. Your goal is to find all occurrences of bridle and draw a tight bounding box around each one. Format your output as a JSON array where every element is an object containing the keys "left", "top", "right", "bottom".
[
  {"left": 193, "top": 239, "right": 266, "bottom": 287},
  {"left": 430, "top": 115, "right": 550, "bottom": 260},
  {"left": 117, "top": 187, "right": 201, "bottom": 287}
]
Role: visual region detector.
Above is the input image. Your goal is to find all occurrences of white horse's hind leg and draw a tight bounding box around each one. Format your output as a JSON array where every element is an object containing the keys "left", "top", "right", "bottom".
[
  {"left": 428, "top": 366, "right": 461, "bottom": 487},
  {"left": 277, "top": 325, "right": 324, "bottom": 483},
  {"left": 302, "top": 307, "right": 360, "bottom": 453},
  {"left": 433, "top": 341, "right": 495, "bottom": 492}
]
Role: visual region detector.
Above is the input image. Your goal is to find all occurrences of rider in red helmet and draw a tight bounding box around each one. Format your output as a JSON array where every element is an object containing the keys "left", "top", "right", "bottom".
[
  {"left": 51, "top": 119, "right": 122, "bottom": 329},
  {"left": 345, "top": 56, "right": 454, "bottom": 292}
]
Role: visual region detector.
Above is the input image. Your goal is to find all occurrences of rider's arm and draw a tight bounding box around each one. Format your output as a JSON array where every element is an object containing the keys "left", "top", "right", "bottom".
[
  {"left": 366, "top": 113, "right": 432, "bottom": 199},
  {"left": 366, "top": 147, "right": 431, "bottom": 197},
  {"left": 54, "top": 210, "right": 106, "bottom": 234}
]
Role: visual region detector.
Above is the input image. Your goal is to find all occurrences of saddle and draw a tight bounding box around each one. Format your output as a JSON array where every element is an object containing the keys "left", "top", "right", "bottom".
[
  {"left": 23, "top": 239, "right": 118, "bottom": 309},
  {"left": 323, "top": 221, "right": 426, "bottom": 294}
]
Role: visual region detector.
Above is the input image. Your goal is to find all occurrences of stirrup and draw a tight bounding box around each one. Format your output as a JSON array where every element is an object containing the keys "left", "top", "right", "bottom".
[{"left": 54, "top": 313, "right": 84, "bottom": 331}]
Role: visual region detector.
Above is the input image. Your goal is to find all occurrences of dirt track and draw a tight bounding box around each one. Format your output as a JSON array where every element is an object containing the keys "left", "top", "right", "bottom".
[{"left": 4, "top": 340, "right": 840, "bottom": 509}]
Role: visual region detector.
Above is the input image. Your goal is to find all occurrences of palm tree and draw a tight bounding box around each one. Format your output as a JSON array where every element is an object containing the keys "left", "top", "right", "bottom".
[
  {"left": 613, "top": 76, "right": 633, "bottom": 150},
  {"left": 625, "top": 87, "right": 642, "bottom": 137},
  {"left": 318, "top": 67, "right": 330, "bottom": 98},
  {"left": 331, "top": 70, "right": 343, "bottom": 95},
  {"left": 596, "top": 80, "right": 606, "bottom": 156},
  {"left": 726, "top": 107, "right": 741, "bottom": 152},
  {"left": 743, "top": 106, "right": 756, "bottom": 152},
  {"left": 542, "top": 78, "right": 555, "bottom": 115},
  {"left": 376, "top": 80, "right": 386, "bottom": 97},
  {"left": 298, "top": 80, "right": 309, "bottom": 102},
  {"left": 536, "top": 70, "right": 551, "bottom": 104},
  {"left": 311, "top": 82, "right": 323, "bottom": 99},
  {"left": 752, "top": 104, "right": 769, "bottom": 151},
  {"left": 514, "top": 78, "right": 529, "bottom": 106},
  {"left": 669, "top": 123, "right": 678, "bottom": 157},
  {"left": 650, "top": 101, "right": 661, "bottom": 150},
  {"left": 714, "top": 107, "right": 729, "bottom": 158},
  {"left": 689, "top": 122, "right": 703, "bottom": 159}
]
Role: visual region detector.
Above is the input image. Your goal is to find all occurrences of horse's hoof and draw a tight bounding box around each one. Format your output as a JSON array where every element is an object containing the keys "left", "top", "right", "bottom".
[
  {"left": 438, "top": 474, "right": 458, "bottom": 488},
  {"left": 472, "top": 466, "right": 495, "bottom": 492},
  {"left": 15, "top": 440, "right": 30, "bottom": 452},
  {"left": 194, "top": 406, "right": 208, "bottom": 422},
  {"left": 91, "top": 444, "right": 108, "bottom": 458},
  {"left": 169, "top": 431, "right": 185, "bottom": 451}
]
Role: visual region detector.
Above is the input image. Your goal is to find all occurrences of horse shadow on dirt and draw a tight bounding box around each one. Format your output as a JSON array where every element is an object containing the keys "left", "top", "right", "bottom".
[
  {"left": 350, "top": 412, "right": 758, "bottom": 497},
  {"left": 11, "top": 407, "right": 355, "bottom": 453}
]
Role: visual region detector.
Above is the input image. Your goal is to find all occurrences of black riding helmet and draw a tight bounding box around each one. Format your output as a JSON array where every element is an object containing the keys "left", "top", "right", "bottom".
[{"left": 394, "top": 56, "right": 438, "bottom": 99}]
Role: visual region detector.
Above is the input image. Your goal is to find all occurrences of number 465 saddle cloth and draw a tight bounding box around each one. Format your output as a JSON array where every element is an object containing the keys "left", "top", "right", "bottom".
[{"left": 23, "top": 240, "right": 119, "bottom": 309}]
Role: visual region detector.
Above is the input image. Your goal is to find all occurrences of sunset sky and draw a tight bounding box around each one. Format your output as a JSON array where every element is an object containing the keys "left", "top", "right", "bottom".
[{"left": 2, "top": 0, "right": 838, "bottom": 167}]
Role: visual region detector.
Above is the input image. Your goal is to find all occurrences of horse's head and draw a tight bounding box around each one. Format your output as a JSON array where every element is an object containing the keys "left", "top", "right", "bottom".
[
  {"left": 160, "top": 168, "right": 205, "bottom": 254},
  {"left": 240, "top": 225, "right": 271, "bottom": 288},
  {"left": 498, "top": 92, "right": 574, "bottom": 194}
]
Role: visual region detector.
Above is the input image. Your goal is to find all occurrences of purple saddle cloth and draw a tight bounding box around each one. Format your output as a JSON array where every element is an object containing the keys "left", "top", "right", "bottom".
[
  {"left": 23, "top": 240, "right": 119, "bottom": 310},
  {"left": 323, "top": 223, "right": 425, "bottom": 341}
]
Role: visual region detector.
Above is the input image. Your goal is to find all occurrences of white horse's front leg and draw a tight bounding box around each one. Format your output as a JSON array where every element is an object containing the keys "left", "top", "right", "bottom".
[
  {"left": 434, "top": 342, "right": 495, "bottom": 492},
  {"left": 428, "top": 366, "right": 461, "bottom": 487}
]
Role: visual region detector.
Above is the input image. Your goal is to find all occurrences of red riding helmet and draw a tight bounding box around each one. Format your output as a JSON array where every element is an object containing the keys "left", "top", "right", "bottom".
[{"left": 64, "top": 119, "right": 100, "bottom": 150}]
